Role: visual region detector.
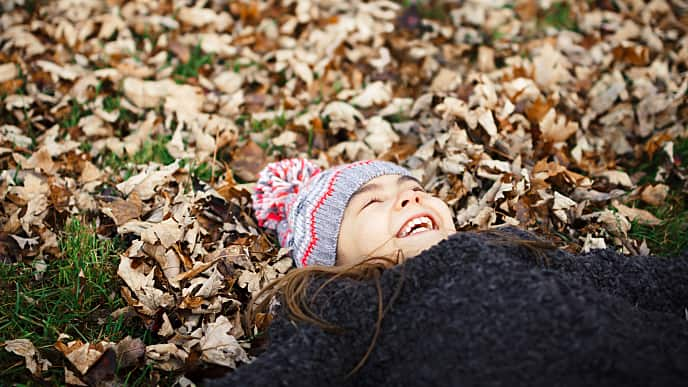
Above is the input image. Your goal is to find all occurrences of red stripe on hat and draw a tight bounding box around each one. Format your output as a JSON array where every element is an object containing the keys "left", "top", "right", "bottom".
[{"left": 300, "top": 160, "right": 373, "bottom": 266}]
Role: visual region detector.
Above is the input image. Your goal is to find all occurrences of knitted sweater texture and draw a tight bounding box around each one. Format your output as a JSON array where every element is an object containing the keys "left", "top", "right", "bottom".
[{"left": 206, "top": 229, "right": 688, "bottom": 387}]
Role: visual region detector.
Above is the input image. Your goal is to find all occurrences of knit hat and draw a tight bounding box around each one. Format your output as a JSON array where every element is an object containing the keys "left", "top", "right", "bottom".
[{"left": 252, "top": 158, "right": 413, "bottom": 267}]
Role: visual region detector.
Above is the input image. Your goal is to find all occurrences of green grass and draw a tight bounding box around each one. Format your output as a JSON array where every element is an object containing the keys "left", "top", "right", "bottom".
[
  {"left": 399, "top": 0, "right": 448, "bottom": 21},
  {"left": 95, "top": 134, "right": 231, "bottom": 186},
  {"left": 0, "top": 218, "right": 141, "bottom": 384},
  {"left": 131, "top": 136, "right": 175, "bottom": 165},
  {"left": 173, "top": 44, "right": 213, "bottom": 82},
  {"left": 60, "top": 100, "right": 91, "bottom": 129},
  {"left": 229, "top": 59, "right": 259, "bottom": 73},
  {"left": 235, "top": 115, "right": 291, "bottom": 156},
  {"left": 102, "top": 94, "right": 122, "bottom": 113},
  {"left": 97, "top": 135, "right": 175, "bottom": 180},
  {"left": 1, "top": 0, "right": 41, "bottom": 13},
  {"left": 626, "top": 137, "right": 688, "bottom": 256},
  {"left": 189, "top": 161, "right": 223, "bottom": 183},
  {"left": 628, "top": 193, "right": 688, "bottom": 256},
  {"left": 630, "top": 137, "right": 688, "bottom": 186},
  {"left": 540, "top": 2, "right": 577, "bottom": 31},
  {"left": 91, "top": 81, "right": 142, "bottom": 137}
]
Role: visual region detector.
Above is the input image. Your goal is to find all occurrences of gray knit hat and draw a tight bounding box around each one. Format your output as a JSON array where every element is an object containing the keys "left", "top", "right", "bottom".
[{"left": 252, "top": 158, "right": 413, "bottom": 267}]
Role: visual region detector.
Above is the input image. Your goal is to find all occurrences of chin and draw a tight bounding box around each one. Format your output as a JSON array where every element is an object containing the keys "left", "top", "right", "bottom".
[{"left": 400, "top": 236, "right": 444, "bottom": 259}]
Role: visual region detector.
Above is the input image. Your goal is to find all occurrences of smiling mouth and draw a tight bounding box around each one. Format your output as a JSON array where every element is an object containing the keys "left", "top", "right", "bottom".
[{"left": 396, "top": 215, "right": 437, "bottom": 238}]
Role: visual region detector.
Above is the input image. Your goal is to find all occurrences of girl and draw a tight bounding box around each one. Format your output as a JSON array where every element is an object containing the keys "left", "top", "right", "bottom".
[
  {"left": 207, "top": 159, "right": 688, "bottom": 387},
  {"left": 250, "top": 158, "right": 457, "bottom": 267}
]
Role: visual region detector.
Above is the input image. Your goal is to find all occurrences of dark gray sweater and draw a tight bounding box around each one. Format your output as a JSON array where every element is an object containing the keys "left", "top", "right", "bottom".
[{"left": 206, "top": 229, "right": 688, "bottom": 387}]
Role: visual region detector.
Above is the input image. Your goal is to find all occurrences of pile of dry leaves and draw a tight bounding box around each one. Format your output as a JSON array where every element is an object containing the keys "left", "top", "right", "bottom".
[{"left": 1, "top": 0, "right": 686, "bottom": 384}]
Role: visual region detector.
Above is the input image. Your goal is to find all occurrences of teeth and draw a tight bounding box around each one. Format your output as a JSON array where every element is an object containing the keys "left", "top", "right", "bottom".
[{"left": 398, "top": 216, "right": 434, "bottom": 238}]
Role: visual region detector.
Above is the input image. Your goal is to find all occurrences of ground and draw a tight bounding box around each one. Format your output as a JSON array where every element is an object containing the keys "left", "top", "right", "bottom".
[{"left": 0, "top": 0, "right": 686, "bottom": 385}]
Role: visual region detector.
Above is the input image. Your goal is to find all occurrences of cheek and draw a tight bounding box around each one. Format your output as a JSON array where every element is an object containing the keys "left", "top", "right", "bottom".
[
  {"left": 353, "top": 213, "right": 379, "bottom": 237},
  {"left": 432, "top": 199, "right": 455, "bottom": 230},
  {"left": 355, "top": 208, "right": 393, "bottom": 244}
]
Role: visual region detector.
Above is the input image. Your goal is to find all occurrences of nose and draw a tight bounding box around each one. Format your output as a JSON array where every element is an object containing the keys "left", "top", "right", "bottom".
[{"left": 396, "top": 189, "right": 421, "bottom": 209}]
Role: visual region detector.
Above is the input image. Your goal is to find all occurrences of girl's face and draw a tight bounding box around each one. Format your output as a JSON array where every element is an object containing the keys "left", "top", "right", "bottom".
[{"left": 336, "top": 174, "right": 456, "bottom": 266}]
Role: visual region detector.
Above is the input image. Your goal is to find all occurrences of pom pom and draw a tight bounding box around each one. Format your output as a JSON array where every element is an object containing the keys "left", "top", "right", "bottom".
[{"left": 252, "top": 158, "right": 321, "bottom": 232}]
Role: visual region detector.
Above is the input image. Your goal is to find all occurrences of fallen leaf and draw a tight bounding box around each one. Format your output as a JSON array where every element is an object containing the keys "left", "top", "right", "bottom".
[
  {"left": 200, "top": 316, "right": 249, "bottom": 368},
  {"left": 115, "top": 336, "right": 146, "bottom": 368},
  {"left": 4, "top": 339, "right": 51, "bottom": 376},
  {"left": 174, "top": 259, "right": 220, "bottom": 282},
  {"left": 55, "top": 339, "right": 114, "bottom": 375},
  {"left": 322, "top": 101, "right": 364, "bottom": 130},
  {"left": 10, "top": 234, "right": 39, "bottom": 249},
  {"left": 582, "top": 233, "right": 607, "bottom": 253},
  {"left": 116, "top": 161, "right": 181, "bottom": 200},
  {"left": 101, "top": 193, "right": 144, "bottom": 226},
  {"left": 64, "top": 368, "right": 87, "bottom": 386},
  {"left": 539, "top": 108, "right": 578, "bottom": 143},
  {"left": 596, "top": 209, "right": 631, "bottom": 237},
  {"left": 596, "top": 170, "right": 633, "bottom": 188},
  {"left": 79, "top": 161, "right": 103, "bottom": 183},
  {"left": 640, "top": 184, "right": 669, "bottom": 207},
  {"left": 552, "top": 191, "right": 576, "bottom": 210},
  {"left": 83, "top": 348, "right": 116, "bottom": 385},
  {"left": 0, "top": 63, "right": 18, "bottom": 83},
  {"left": 364, "top": 116, "right": 399, "bottom": 154},
  {"left": 229, "top": 140, "right": 267, "bottom": 182},
  {"left": 17, "top": 147, "right": 56, "bottom": 174},
  {"left": 141, "top": 218, "right": 182, "bottom": 249},
  {"left": 612, "top": 44, "right": 650, "bottom": 66},
  {"left": 350, "top": 81, "right": 392, "bottom": 108},
  {"left": 613, "top": 202, "right": 661, "bottom": 225},
  {"left": 146, "top": 344, "right": 188, "bottom": 371}
]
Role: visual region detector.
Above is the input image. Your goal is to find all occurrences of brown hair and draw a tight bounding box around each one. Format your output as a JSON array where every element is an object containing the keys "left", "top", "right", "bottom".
[
  {"left": 247, "top": 251, "right": 406, "bottom": 376},
  {"left": 246, "top": 229, "right": 555, "bottom": 375}
]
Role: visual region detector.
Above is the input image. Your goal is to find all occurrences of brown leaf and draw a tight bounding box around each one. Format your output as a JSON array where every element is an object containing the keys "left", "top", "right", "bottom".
[
  {"left": 614, "top": 202, "right": 661, "bottom": 226},
  {"left": 596, "top": 170, "right": 633, "bottom": 188},
  {"left": 645, "top": 132, "right": 673, "bottom": 159},
  {"left": 79, "top": 161, "right": 103, "bottom": 183},
  {"left": 55, "top": 339, "right": 114, "bottom": 375},
  {"left": 515, "top": 0, "right": 538, "bottom": 21},
  {"left": 145, "top": 343, "right": 187, "bottom": 371},
  {"left": 379, "top": 141, "right": 418, "bottom": 163},
  {"left": 101, "top": 192, "right": 143, "bottom": 226},
  {"left": 229, "top": 140, "right": 267, "bottom": 182},
  {"left": 49, "top": 180, "right": 70, "bottom": 212},
  {"left": 640, "top": 184, "right": 669, "bottom": 207},
  {"left": 83, "top": 348, "right": 116, "bottom": 385},
  {"left": 525, "top": 97, "right": 554, "bottom": 123},
  {"left": 532, "top": 160, "right": 591, "bottom": 187},
  {"left": 179, "top": 295, "right": 205, "bottom": 309},
  {"left": 612, "top": 44, "right": 650, "bottom": 66},
  {"left": 174, "top": 259, "right": 219, "bottom": 282},
  {"left": 230, "top": 1, "right": 261, "bottom": 25},
  {"left": 0, "top": 78, "right": 24, "bottom": 95},
  {"left": 21, "top": 147, "right": 56, "bottom": 174},
  {"left": 539, "top": 108, "right": 578, "bottom": 143},
  {"left": 0, "top": 62, "right": 18, "bottom": 83},
  {"left": 200, "top": 315, "right": 249, "bottom": 368},
  {"left": 116, "top": 161, "right": 180, "bottom": 200},
  {"left": 4, "top": 339, "right": 51, "bottom": 376},
  {"left": 64, "top": 368, "right": 87, "bottom": 386},
  {"left": 168, "top": 40, "right": 190, "bottom": 63},
  {"left": 115, "top": 336, "right": 145, "bottom": 368}
]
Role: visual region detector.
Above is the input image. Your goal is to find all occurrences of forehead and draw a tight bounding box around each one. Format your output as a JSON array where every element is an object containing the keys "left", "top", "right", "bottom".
[
  {"left": 363, "top": 174, "right": 412, "bottom": 187},
  {"left": 351, "top": 174, "right": 419, "bottom": 198}
]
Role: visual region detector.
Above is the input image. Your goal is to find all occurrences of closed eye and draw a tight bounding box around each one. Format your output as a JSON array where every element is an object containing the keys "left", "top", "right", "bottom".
[{"left": 361, "top": 197, "right": 383, "bottom": 210}]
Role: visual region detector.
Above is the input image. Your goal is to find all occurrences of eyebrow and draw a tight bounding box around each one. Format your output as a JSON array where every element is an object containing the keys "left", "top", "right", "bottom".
[{"left": 349, "top": 175, "right": 421, "bottom": 204}]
